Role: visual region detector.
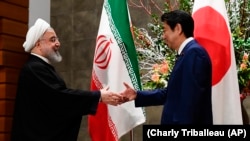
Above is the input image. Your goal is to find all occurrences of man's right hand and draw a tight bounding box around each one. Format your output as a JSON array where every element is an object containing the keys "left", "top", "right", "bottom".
[{"left": 120, "top": 82, "right": 137, "bottom": 102}]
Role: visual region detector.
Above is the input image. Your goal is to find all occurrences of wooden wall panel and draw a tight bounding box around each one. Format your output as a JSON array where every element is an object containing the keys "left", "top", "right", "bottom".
[
  {"left": 0, "top": 1, "right": 28, "bottom": 22},
  {"left": 0, "top": 117, "right": 12, "bottom": 132},
  {"left": 0, "top": 133, "right": 10, "bottom": 141},
  {"left": 0, "top": 1, "right": 28, "bottom": 140},
  {"left": 4, "top": 0, "right": 28, "bottom": 7},
  {"left": 0, "top": 35, "right": 26, "bottom": 53},
  {"left": 0, "top": 51, "right": 29, "bottom": 68},
  {"left": 0, "top": 84, "right": 17, "bottom": 99},
  {"left": 0, "top": 18, "right": 27, "bottom": 37},
  {"left": 0, "top": 100, "right": 14, "bottom": 116},
  {"left": 0, "top": 68, "right": 20, "bottom": 84}
]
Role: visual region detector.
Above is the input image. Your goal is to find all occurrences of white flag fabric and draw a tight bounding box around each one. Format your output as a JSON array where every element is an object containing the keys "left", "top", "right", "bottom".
[
  {"left": 192, "top": 0, "right": 242, "bottom": 124},
  {"left": 88, "top": 0, "right": 146, "bottom": 140}
]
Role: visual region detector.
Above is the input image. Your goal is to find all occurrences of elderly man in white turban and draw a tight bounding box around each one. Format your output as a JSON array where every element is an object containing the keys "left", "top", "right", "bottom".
[
  {"left": 11, "top": 18, "right": 123, "bottom": 141},
  {"left": 23, "top": 18, "right": 62, "bottom": 63}
]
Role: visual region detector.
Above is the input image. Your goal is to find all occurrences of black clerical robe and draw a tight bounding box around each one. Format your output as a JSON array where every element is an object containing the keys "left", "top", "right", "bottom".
[{"left": 11, "top": 55, "right": 100, "bottom": 141}]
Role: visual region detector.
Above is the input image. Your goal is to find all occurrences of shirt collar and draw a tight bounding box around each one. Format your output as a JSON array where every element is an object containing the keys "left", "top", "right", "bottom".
[
  {"left": 178, "top": 37, "right": 194, "bottom": 55},
  {"left": 31, "top": 53, "right": 51, "bottom": 64}
]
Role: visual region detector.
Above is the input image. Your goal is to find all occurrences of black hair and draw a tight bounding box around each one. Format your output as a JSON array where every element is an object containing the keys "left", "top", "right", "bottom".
[{"left": 161, "top": 10, "right": 194, "bottom": 37}]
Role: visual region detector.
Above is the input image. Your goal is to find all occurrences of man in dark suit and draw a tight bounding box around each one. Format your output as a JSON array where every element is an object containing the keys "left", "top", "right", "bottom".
[
  {"left": 11, "top": 18, "right": 123, "bottom": 141},
  {"left": 121, "top": 10, "right": 213, "bottom": 124}
]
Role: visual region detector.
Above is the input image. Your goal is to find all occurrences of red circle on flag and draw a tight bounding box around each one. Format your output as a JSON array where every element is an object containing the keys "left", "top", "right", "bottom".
[{"left": 193, "top": 7, "right": 231, "bottom": 86}]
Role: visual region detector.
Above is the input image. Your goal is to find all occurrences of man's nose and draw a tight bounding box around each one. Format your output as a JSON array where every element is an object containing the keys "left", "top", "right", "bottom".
[{"left": 55, "top": 40, "right": 60, "bottom": 47}]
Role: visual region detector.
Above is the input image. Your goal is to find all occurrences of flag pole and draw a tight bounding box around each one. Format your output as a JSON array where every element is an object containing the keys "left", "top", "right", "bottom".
[{"left": 129, "top": 130, "right": 134, "bottom": 141}]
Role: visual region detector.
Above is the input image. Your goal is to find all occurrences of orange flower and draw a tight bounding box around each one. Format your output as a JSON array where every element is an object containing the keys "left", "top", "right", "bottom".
[
  {"left": 159, "top": 60, "right": 169, "bottom": 74},
  {"left": 240, "top": 63, "right": 247, "bottom": 70},
  {"left": 153, "top": 64, "right": 160, "bottom": 72},
  {"left": 242, "top": 53, "right": 249, "bottom": 61},
  {"left": 151, "top": 73, "right": 160, "bottom": 82}
]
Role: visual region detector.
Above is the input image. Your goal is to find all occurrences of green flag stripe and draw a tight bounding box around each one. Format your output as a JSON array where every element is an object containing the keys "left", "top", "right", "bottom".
[{"left": 105, "top": 0, "right": 142, "bottom": 90}]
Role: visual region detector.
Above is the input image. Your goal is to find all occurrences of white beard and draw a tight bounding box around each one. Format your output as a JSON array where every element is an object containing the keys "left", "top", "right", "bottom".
[{"left": 48, "top": 50, "right": 62, "bottom": 63}]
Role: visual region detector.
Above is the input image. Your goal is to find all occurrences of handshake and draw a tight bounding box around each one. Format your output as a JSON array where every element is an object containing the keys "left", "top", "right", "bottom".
[{"left": 100, "top": 82, "right": 137, "bottom": 106}]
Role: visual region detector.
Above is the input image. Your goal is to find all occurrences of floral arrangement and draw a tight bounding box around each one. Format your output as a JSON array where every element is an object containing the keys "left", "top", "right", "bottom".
[
  {"left": 130, "top": 0, "right": 250, "bottom": 101},
  {"left": 238, "top": 52, "right": 250, "bottom": 101},
  {"left": 133, "top": 22, "right": 175, "bottom": 89},
  {"left": 130, "top": 0, "right": 192, "bottom": 90},
  {"left": 228, "top": 0, "right": 250, "bottom": 100}
]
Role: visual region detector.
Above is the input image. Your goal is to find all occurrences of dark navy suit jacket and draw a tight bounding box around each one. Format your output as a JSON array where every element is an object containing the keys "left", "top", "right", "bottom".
[{"left": 135, "top": 40, "right": 213, "bottom": 124}]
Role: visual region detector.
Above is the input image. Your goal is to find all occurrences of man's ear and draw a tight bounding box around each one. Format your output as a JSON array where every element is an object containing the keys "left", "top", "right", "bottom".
[
  {"left": 175, "top": 23, "right": 182, "bottom": 35},
  {"left": 35, "top": 40, "right": 40, "bottom": 47},
  {"left": 31, "top": 40, "right": 41, "bottom": 52}
]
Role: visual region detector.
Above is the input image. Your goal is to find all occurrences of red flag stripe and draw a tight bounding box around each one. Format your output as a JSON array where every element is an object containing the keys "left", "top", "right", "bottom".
[{"left": 88, "top": 71, "right": 118, "bottom": 141}]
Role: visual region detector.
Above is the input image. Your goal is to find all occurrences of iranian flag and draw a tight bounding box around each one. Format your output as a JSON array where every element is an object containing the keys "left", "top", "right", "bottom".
[
  {"left": 88, "top": 0, "right": 146, "bottom": 140},
  {"left": 192, "top": 0, "right": 242, "bottom": 124}
]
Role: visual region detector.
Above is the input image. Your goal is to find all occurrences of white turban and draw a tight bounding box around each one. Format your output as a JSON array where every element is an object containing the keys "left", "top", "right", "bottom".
[{"left": 23, "top": 18, "right": 50, "bottom": 52}]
